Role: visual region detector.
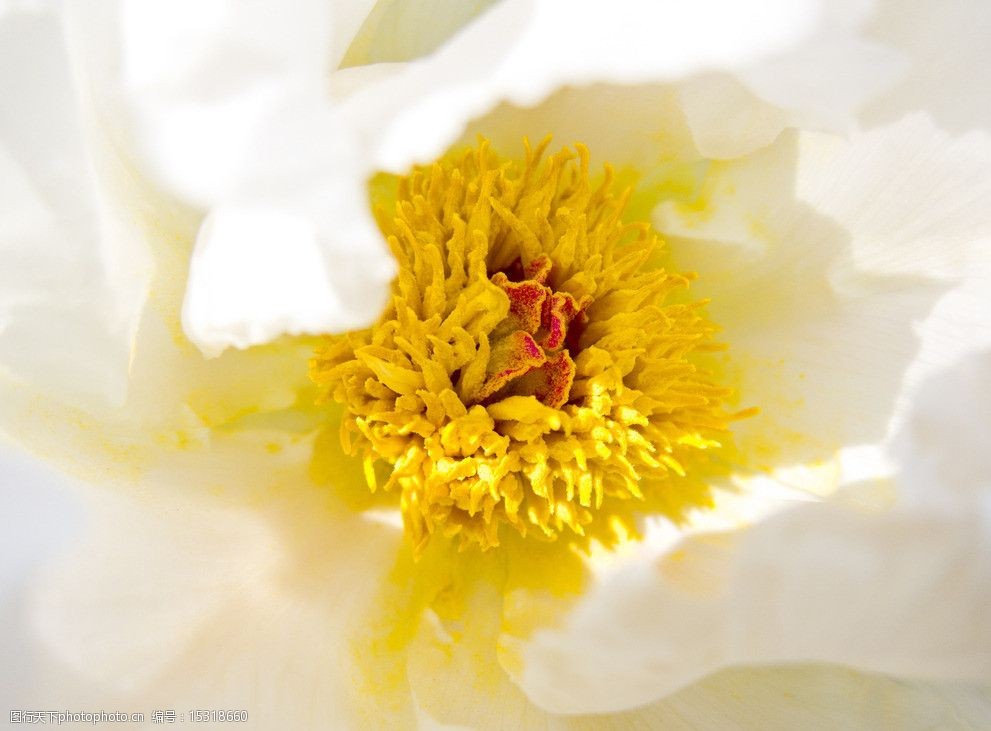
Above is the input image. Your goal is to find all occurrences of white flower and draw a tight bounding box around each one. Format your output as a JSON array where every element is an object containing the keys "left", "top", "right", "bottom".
[{"left": 2, "top": 1, "right": 990, "bottom": 728}]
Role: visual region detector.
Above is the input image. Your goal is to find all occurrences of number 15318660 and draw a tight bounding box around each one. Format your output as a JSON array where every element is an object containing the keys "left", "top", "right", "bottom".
[{"left": 189, "top": 710, "right": 249, "bottom": 722}]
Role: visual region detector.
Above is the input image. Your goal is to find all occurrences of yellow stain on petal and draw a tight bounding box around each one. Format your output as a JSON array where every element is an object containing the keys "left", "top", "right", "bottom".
[
  {"left": 311, "top": 138, "right": 753, "bottom": 555},
  {"left": 349, "top": 526, "right": 591, "bottom": 724}
]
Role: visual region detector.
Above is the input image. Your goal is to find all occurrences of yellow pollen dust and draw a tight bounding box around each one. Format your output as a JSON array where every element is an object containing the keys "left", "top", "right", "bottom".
[{"left": 311, "top": 138, "right": 749, "bottom": 554}]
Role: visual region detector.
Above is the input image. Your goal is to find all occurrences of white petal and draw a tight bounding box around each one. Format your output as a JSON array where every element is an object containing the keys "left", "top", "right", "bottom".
[
  {"left": 0, "top": 438, "right": 91, "bottom": 708},
  {"left": 65, "top": 0, "right": 396, "bottom": 356},
  {"left": 513, "top": 350, "right": 991, "bottom": 714},
  {"left": 0, "top": 442, "right": 83, "bottom": 598},
  {"left": 678, "top": 3, "right": 905, "bottom": 160},
  {"left": 865, "top": 0, "right": 991, "bottom": 135},
  {"left": 589, "top": 666, "right": 991, "bottom": 731},
  {"left": 677, "top": 73, "right": 790, "bottom": 160},
  {"left": 0, "top": 5, "right": 150, "bottom": 406},
  {"left": 407, "top": 591, "right": 991, "bottom": 729},
  {"left": 5, "top": 235, "right": 408, "bottom": 721},
  {"left": 468, "top": 83, "right": 701, "bottom": 169},
  {"left": 655, "top": 115, "right": 991, "bottom": 476},
  {"left": 738, "top": 20, "right": 904, "bottom": 133},
  {"left": 326, "top": 0, "right": 379, "bottom": 69},
  {"left": 182, "top": 204, "right": 390, "bottom": 357},
  {"left": 407, "top": 586, "right": 545, "bottom": 730},
  {"left": 27, "top": 437, "right": 406, "bottom": 727},
  {"left": 343, "top": 0, "right": 908, "bottom": 170},
  {"left": 114, "top": 0, "right": 332, "bottom": 205},
  {"left": 340, "top": 0, "right": 500, "bottom": 68},
  {"left": 341, "top": 0, "right": 823, "bottom": 172},
  {"left": 409, "top": 605, "right": 991, "bottom": 729}
]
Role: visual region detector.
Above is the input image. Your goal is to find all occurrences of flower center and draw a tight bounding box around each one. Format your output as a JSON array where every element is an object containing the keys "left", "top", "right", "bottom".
[{"left": 311, "top": 139, "right": 752, "bottom": 554}]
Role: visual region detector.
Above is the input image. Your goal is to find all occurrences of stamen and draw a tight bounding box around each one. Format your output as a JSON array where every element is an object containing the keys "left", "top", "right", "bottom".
[{"left": 311, "top": 138, "right": 749, "bottom": 554}]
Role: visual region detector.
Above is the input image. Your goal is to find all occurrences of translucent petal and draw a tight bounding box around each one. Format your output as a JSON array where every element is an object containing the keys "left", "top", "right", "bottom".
[
  {"left": 679, "top": 3, "right": 905, "bottom": 159},
  {"left": 866, "top": 0, "right": 991, "bottom": 135},
  {"left": 21, "top": 437, "right": 405, "bottom": 728},
  {"left": 0, "top": 5, "right": 150, "bottom": 407},
  {"left": 63, "top": 0, "right": 396, "bottom": 356},
  {"left": 340, "top": 0, "right": 822, "bottom": 172},
  {"left": 514, "top": 351, "right": 991, "bottom": 713},
  {"left": 656, "top": 114, "right": 991, "bottom": 463}
]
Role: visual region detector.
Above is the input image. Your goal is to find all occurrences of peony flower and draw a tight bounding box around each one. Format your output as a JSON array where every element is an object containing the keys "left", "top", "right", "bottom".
[{"left": 2, "top": 0, "right": 990, "bottom": 728}]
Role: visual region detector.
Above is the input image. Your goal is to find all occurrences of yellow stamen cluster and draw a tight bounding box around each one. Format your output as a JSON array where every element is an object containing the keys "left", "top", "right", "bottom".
[{"left": 311, "top": 139, "right": 741, "bottom": 553}]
